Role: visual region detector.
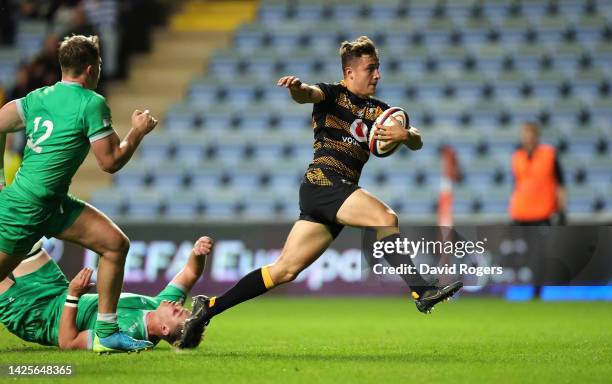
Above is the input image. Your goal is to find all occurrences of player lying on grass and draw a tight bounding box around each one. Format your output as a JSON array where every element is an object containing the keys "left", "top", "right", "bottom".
[
  {"left": 0, "top": 236, "right": 213, "bottom": 351},
  {"left": 178, "top": 36, "right": 462, "bottom": 347},
  {"left": 0, "top": 35, "right": 158, "bottom": 352}
]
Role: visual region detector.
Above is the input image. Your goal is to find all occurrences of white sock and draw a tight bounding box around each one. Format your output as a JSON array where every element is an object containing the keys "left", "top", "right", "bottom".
[{"left": 97, "top": 313, "right": 117, "bottom": 323}]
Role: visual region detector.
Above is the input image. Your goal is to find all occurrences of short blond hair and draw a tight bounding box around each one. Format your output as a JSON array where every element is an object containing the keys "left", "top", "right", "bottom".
[
  {"left": 339, "top": 36, "right": 378, "bottom": 74},
  {"left": 58, "top": 35, "right": 100, "bottom": 75}
]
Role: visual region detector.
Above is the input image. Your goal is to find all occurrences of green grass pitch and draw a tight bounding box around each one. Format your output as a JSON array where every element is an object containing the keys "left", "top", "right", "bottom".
[{"left": 0, "top": 297, "right": 610, "bottom": 383}]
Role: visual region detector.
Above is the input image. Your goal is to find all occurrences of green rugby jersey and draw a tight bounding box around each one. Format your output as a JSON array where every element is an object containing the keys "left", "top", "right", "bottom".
[
  {"left": 13, "top": 81, "right": 114, "bottom": 203},
  {"left": 75, "top": 285, "right": 187, "bottom": 346},
  {"left": 0, "top": 261, "right": 69, "bottom": 346}
]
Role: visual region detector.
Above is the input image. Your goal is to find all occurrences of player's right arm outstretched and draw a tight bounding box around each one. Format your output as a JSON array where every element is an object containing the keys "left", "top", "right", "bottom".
[
  {"left": 91, "top": 109, "right": 158, "bottom": 174},
  {"left": 277, "top": 76, "right": 325, "bottom": 104}
]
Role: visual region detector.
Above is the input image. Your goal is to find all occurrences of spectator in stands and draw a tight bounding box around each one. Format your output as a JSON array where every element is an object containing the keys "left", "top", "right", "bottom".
[
  {"left": 509, "top": 122, "right": 567, "bottom": 225},
  {"left": 19, "top": 0, "right": 46, "bottom": 19},
  {"left": 0, "top": 0, "right": 17, "bottom": 45},
  {"left": 7, "top": 64, "right": 30, "bottom": 101},
  {"left": 53, "top": 1, "right": 95, "bottom": 38},
  {"left": 83, "top": 0, "right": 119, "bottom": 79},
  {"left": 28, "top": 34, "right": 61, "bottom": 89},
  {"left": 5, "top": 64, "right": 30, "bottom": 156}
]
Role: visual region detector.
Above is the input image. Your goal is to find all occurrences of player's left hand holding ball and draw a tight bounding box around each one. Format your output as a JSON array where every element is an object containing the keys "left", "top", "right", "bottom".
[
  {"left": 376, "top": 116, "right": 423, "bottom": 151},
  {"left": 69, "top": 267, "right": 95, "bottom": 297},
  {"left": 404, "top": 126, "right": 423, "bottom": 150}
]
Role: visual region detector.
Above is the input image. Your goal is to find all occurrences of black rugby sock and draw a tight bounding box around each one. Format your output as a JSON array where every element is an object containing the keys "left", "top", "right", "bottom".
[
  {"left": 381, "top": 233, "right": 433, "bottom": 297},
  {"left": 206, "top": 266, "right": 275, "bottom": 320}
]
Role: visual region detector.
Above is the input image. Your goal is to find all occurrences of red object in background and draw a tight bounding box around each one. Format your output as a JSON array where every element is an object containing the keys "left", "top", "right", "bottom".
[{"left": 438, "top": 146, "right": 461, "bottom": 226}]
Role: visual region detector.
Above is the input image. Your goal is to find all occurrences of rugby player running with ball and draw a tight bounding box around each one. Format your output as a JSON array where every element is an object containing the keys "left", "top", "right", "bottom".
[{"left": 179, "top": 36, "right": 462, "bottom": 347}]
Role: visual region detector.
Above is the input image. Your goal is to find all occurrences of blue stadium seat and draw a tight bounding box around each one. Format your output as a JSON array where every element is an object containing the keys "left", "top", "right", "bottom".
[
  {"left": 103, "top": 0, "right": 612, "bottom": 221},
  {"left": 90, "top": 188, "right": 124, "bottom": 219},
  {"left": 165, "top": 105, "right": 199, "bottom": 132},
  {"left": 200, "top": 110, "right": 234, "bottom": 134},
  {"left": 163, "top": 190, "right": 203, "bottom": 220},
  {"left": 238, "top": 194, "right": 282, "bottom": 219},
  {"left": 113, "top": 161, "right": 149, "bottom": 192},
  {"left": 214, "top": 142, "right": 247, "bottom": 165},
  {"left": 139, "top": 133, "right": 173, "bottom": 166},
  {"left": 201, "top": 189, "right": 239, "bottom": 219},
  {"left": 266, "top": 169, "right": 302, "bottom": 193},
  {"left": 125, "top": 190, "right": 162, "bottom": 219},
  {"left": 0, "top": 48, "right": 20, "bottom": 88},
  {"left": 189, "top": 167, "right": 225, "bottom": 193},
  {"left": 16, "top": 21, "right": 47, "bottom": 60},
  {"left": 152, "top": 162, "right": 188, "bottom": 193}
]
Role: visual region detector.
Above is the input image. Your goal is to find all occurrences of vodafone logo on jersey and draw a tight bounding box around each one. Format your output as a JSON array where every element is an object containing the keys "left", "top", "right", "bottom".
[{"left": 350, "top": 119, "right": 369, "bottom": 143}]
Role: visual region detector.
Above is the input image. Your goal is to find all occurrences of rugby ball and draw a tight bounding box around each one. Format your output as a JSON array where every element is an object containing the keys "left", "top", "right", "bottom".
[{"left": 369, "top": 107, "right": 409, "bottom": 157}]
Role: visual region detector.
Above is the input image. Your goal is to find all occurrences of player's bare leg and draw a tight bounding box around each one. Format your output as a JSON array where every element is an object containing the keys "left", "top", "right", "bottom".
[
  {"left": 57, "top": 203, "right": 152, "bottom": 352},
  {"left": 337, "top": 189, "right": 462, "bottom": 313},
  {"left": 179, "top": 220, "right": 333, "bottom": 348},
  {"left": 12, "top": 245, "right": 50, "bottom": 277},
  {"left": 0, "top": 276, "right": 13, "bottom": 295},
  {"left": 336, "top": 188, "right": 399, "bottom": 237},
  {"left": 0, "top": 251, "right": 25, "bottom": 283},
  {"left": 267, "top": 220, "right": 334, "bottom": 284},
  {"left": 57, "top": 204, "right": 127, "bottom": 317}
]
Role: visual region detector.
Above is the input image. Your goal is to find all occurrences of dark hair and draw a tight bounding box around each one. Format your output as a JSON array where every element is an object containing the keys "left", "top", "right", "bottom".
[
  {"left": 167, "top": 322, "right": 188, "bottom": 346},
  {"left": 339, "top": 36, "right": 378, "bottom": 73},
  {"left": 173, "top": 313, "right": 205, "bottom": 349},
  {"left": 58, "top": 35, "right": 100, "bottom": 75}
]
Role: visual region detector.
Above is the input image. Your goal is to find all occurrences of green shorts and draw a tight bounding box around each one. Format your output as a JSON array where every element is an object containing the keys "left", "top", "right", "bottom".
[
  {"left": 0, "top": 260, "right": 68, "bottom": 346},
  {"left": 0, "top": 189, "right": 85, "bottom": 254}
]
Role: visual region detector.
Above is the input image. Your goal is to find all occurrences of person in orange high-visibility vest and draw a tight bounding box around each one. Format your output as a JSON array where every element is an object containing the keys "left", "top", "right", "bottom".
[{"left": 509, "top": 122, "right": 567, "bottom": 225}]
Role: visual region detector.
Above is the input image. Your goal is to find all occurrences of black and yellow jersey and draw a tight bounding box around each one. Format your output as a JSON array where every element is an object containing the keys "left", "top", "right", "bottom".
[{"left": 307, "top": 80, "right": 390, "bottom": 184}]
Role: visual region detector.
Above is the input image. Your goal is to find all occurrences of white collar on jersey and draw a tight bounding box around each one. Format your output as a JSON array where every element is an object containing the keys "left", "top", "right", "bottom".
[{"left": 59, "top": 80, "right": 83, "bottom": 87}]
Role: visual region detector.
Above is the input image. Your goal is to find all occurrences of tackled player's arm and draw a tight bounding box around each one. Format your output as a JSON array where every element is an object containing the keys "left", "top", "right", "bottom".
[
  {"left": 169, "top": 236, "right": 214, "bottom": 293},
  {"left": 90, "top": 109, "right": 158, "bottom": 174},
  {"left": 58, "top": 268, "right": 95, "bottom": 350},
  {"left": 277, "top": 76, "right": 325, "bottom": 104}
]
